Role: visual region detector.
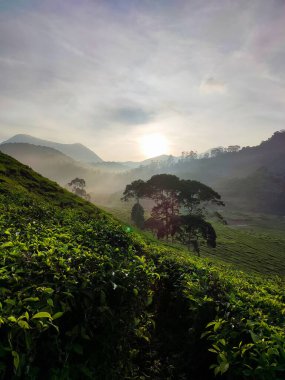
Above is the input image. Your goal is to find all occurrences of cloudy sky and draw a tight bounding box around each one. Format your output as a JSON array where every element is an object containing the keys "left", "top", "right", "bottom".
[{"left": 0, "top": 0, "right": 285, "bottom": 160}]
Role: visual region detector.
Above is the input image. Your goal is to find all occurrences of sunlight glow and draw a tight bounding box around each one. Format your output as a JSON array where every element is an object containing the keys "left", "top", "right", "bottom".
[{"left": 140, "top": 133, "right": 169, "bottom": 158}]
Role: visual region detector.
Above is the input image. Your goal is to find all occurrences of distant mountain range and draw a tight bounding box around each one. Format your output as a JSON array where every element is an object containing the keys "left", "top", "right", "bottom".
[
  {"left": 0, "top": 142, "right": 101, "bottom": 185},
  {"left": 1, "top": 131, "right": 285, "bottom": 215},
  {"left": 2, "top": 134, "right": 103, "bottom": 163},
  {"left": 1, "top": 134, "right": 176, "bottom": 169}
]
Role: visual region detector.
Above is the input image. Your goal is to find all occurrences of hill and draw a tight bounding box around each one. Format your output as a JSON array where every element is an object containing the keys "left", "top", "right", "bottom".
[
  {"left": 2, "top": 134, "right": 103, "bottom": 163},
  {"left": 0, "top": 143, "right": 113, "bottom": 193},
  {"left": 172, "top": 130, "right": 285, "bottom": 183},
  {"left": 0, "top": 151, "right": 284, "bottom": 379},
  {"left": 113, "top": 131, "right": 285, "bottom": 215}
]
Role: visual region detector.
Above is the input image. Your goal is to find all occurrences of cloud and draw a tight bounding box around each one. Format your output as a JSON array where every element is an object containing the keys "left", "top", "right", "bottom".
[
  {"left": 108, "top": 107, "right": 154, "bottom": 125},
  {"left": 0, "top": 0, "right": 285, "bottom": 159},
  {"left": 200, "top": 77, "right": 227, "bottom": 94}
]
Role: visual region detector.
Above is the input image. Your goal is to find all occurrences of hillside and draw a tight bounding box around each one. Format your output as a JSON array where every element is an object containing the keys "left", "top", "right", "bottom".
[
  {"left": 0, "top": 143, "right": 116, "bottom": 193},
  {"left": 172, "top": 131, "right": 285, "bottom": 183},
  {"left": 2, "top": 134, "right": 103, "bottom": 163},
  {"left": 111, "top": 131, "right": 285, "bottom": 215},
  {"left": 0, "top": 151, "right": 284, "bottom": 379}
]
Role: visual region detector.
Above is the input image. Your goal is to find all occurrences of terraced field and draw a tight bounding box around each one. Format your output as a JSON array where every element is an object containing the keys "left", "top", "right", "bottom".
[
  {"left": 202, "top": 223, "right": 285, "bottom": 276},
  {"left": 101, "top": 202, "right": 285, "bottom": 277}
]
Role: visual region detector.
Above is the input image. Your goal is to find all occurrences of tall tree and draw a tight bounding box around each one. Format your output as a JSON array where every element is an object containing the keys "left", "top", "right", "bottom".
[
  {"left": 122, "top": 174, "right": 224, "bottom": 254},
  {"left": 131, "top": 203, "right": 145, "bottom": 229}
]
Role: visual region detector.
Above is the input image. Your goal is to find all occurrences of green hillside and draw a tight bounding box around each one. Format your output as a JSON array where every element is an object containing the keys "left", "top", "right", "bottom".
[
  {"left": 0, "top": 151, "right": 284, "bottom": 379},
  {"left": 99, "top": 200, "right": 285, "bottom": 276}
]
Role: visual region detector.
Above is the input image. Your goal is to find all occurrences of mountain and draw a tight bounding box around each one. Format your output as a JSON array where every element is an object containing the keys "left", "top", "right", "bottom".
[
  {"left": 168, "top": 131, "right": 285, "bottom": 185},
  {"left": 0, "top": 142, "right": 100, "bottom": 185},
  {"left": 2, "top": 134, "right": 103, "bottom": 163},
  {"left": 119, "top": 131, "right": 285, "bottom": 215},
  {"left": 217, "top": 167, "right": 285, "bottom": 215},
  {"left": 120, "top": 154, "right": 178, "bottom": 169}
]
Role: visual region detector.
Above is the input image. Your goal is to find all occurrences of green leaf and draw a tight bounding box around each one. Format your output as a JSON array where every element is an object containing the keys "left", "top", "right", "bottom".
[
  {"left": 250, "top": 330, "right": 258, "bottom": 344},
  {"left": 37, "top": 287, "right": 54, "bottom": 294},
  {"left": 12, "top": 351, "right": 19, "bottom": 371},
  {"left": 32, "top": 312, "right": 52, "bottom": 319},
  {"left": 8, "top": 316, "right": 17, "bottom": 323},
  {"left": 1, "top": 242, "right": 13, "bottom": 248},
  {"left": 220, "top": 362, "right": 229, "bottom": 374},
  {"left": 214, "top": 366, "right": 220, "bottom": 376},
  {"left": 146, "top": 294, "right": 153, "bottom": 306},
  {"left": 52, "top": 312, "right": 64, "bottom": 320},
  {"left": 23, "top": 297, "right": 39, "bottom": 302},
  {"left": 17, "top": 320, "right": 30, "bottom": 329},
  {"left": 47, "top": 298, "right": 54, "bottom": 307}
]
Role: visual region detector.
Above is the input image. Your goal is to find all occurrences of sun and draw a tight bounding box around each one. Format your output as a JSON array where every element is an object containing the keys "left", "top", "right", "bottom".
[{"left": 140, "top": 133, "right": 169, "bottom": 159}]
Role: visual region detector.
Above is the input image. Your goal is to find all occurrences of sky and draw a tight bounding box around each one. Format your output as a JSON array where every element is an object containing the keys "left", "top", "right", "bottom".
[{"left": 0, "top": 0, "right": 285, "bottom": 161}]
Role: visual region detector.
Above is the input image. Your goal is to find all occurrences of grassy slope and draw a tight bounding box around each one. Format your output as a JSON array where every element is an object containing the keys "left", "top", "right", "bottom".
[
  {"left": 0, "top": 151, "right": 284, "bottom": 379},
  {"left": 101, "top": 199, "right": 285, "bottom": 276},
  {"left": 203, "top": 223, "right": 285, "bottom": 276},
  {"left": 0, "top": 151, "right": 98, "bottom": 213}
]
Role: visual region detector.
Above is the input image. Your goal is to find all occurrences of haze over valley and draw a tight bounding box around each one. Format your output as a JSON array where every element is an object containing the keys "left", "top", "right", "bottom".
[{"left": 1, "top": 130, "right": 285, "bottom": 216}]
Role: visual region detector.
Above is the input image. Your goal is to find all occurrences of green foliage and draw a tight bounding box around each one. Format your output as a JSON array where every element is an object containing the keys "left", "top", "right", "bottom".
[
  {"left": 123, "top": 174, "right": 223, "bottom": 251},
  {"left": 68, "top": 177, "right": 90, "bottom": 201},
  {"left": 0, "top": 151, "right": 284, "bottom": 379},
  {"left": 131, "top": 203, "right": 145, "bottom": 229}
]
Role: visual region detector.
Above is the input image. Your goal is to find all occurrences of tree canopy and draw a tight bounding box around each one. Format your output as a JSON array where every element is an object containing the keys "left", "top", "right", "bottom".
[
  {"left": 68, "top": 178, "right": 90, "bottom": 201},
  {"left": 122, "top": 174, "right": 224, "bottom": 254}
]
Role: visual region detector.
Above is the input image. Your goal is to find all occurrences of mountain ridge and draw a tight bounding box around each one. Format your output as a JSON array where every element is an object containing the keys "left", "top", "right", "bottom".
[{"left": 2, "top": 134, "right": 103, "bottom": 163}]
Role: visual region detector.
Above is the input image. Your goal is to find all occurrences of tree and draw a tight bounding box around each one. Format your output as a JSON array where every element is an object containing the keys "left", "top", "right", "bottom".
[
  {"left": 176, "top": 215, "right": 217, "bottom": 256},
  {"left": 122, "top": 174, "right": 224, "bottom": 254},
  {"left": 68, "top": 178, "right": 90, "bottom": 201},
  {"left": 226, "top": 145, "right": 240, "bottom": 153},
  {"left": 121, "top": 179, "right": 147, "bottom": 203},
  {"left": 131, "top": 203, "right": 145, "bottom": 229},
  {"left": 210, "top": 147, "right": 224, "bottom": 157}
]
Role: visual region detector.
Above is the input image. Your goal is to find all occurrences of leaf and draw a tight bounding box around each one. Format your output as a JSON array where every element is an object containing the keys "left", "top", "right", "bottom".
[
  {"left": 36, "top": 287, "right": 54, "bottom": 294},
  {"left": 52, "top": 312, "right": 64, "bottom": 320},
  {"left": 32, "top": 312, "right": 52, "bottom": 319},
  {"left": 220, "top": 362, "right": 229, "bottom": 374},
  {"left": 250, "top": 330, "right": 259, "bottom": 344},
  {"left": 12, "top": 351, "right": 19, "bottom": 371},
  {"left": 8, "top": 316, "right": 17, "bottom": 323},
  {"left": 1, "top": 242, "right": 13, "bottom": 248},
  {"left": 47, "top": 298, "right": 54, "bottom": 307},
  {"left": 214, "top": 366, "right": 220, "bottom": 376},
  {"left": 23, "top": 297, "right": 39, "bottom": 302},
  {"left": 146, "top": 294, "right": 153, "bottom": 306},
  {"left": 17, "top": 320, "right": 30, "bottom": 329}
]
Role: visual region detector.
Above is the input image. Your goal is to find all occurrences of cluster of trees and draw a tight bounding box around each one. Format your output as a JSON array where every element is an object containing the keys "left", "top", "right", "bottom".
[
  {"left": 181, "top": 150, "right": 198, "bottom": 160},
  {"left": 208, "top": 145, "right": 240, "bottom": 157},
  {"left": 122, "top": 174, "right": 224, "bottom": 255},
  {"left": 179, "top": 146, "right": 240, "bottom": 161}
]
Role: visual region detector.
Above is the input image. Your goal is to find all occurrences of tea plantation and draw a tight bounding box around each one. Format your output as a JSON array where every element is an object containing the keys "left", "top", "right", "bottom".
[{"left": 0, "top": 152, "right": 284, "bottom": 379}]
